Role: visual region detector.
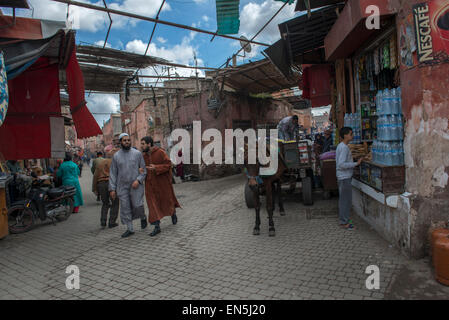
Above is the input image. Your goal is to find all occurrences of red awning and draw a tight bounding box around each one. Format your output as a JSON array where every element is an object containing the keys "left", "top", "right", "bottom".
[
  {"left": 0, "top": 58, "right": 60, "bottom": 160},
  {"left": 301, "top": 64, "right": 332, "bottom": 107},
  {"left": 65, "top": 47, "right": 102, "bottom": 138}
]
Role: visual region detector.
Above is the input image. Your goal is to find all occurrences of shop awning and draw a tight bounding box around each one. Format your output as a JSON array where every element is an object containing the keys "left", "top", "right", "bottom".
[
  {"left": 214, "top": 59, "right": 299, "bottom": 94},
  {"left": 324, "top": 0, "right": 397, "bottom": 61},
  {"left": 62, "top": 45, "right": 168, "bottom": 93},
  {"left": 0, "top": 15, "right": 102, "bottom": 160},
  {"left": 263, "top": 39, "right": 292, "bottom": 79},
  {"left": 1, "top": 29, "right": 73, "bottom": 80},
  {"left": 65, "top": 47, "right": 102, "bottom": 138},
  {"left": 0, "top": 58, "right": 61, "bottom": 160},
  {"left": 278, "top": 3, "right": 345, "bottom": 65}
]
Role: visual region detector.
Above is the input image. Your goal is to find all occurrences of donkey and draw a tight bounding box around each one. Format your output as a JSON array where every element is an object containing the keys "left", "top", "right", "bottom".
[{"left": 243, "top": 142, "right": 288, "bottom": 237}]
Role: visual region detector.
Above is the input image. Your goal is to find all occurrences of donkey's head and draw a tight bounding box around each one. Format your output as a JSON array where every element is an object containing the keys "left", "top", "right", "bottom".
[{"left": 243, "top": 143, "right": 260, "bottom": 191}]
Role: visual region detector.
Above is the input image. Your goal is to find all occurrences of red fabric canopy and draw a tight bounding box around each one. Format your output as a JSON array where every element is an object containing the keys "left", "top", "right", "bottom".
[
  {"left": 65, "top": 47, "right": 102, "bottom": 138},
  {"left": 301, "top": 64, "right": 332, "bottom": 107},
  {"left": 0, "top": 58, "right": 59, "bottom": 160}
]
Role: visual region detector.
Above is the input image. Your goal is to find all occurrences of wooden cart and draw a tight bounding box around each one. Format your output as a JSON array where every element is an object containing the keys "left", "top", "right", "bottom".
[
  {"left": 0, "top": 174, "right": 13, "bottom": 240},
  {"left": 320, "top": 159, "right": 338, "bottom": 199}
]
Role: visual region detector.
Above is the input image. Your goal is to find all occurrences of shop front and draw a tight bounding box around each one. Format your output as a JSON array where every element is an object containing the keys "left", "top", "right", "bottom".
[{"left": 324, "top": 0, "right": 449, "bottom": 258}]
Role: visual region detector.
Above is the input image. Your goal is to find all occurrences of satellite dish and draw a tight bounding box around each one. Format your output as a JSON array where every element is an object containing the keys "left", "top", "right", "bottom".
[
  {"left": 148, "top": 115, "right": 155, "bottom": 128},
  {"left": 240, "top": 36, "right": 252, "bottom": 53}
]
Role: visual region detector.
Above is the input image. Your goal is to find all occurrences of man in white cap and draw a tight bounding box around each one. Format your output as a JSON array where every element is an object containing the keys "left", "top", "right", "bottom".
[{"left": 109, "top": 133, "right": 148, "bottom": 238}]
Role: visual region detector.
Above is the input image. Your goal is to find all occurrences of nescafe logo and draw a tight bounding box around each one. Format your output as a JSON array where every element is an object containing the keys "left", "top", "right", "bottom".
[{"left": 413, "top": 3, "right": 434, "bottom": 63}]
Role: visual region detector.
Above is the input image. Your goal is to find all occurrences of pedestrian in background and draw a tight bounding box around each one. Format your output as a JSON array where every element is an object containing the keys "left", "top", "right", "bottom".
[
  {"left": 140, "top": 136, "right": 180, "bottom": 237},
  {"left": 57, "top": 153, "right": 83, "bottom": 213},
  {"left": 336, "top": 127, "right": 365, "bottom": 230},
  {"left": 93, "top": 149, "right": 119, "bottom": 229},
  {"left": 91, "top": 151, "right": 104, "bottom": 202},
  {"left": 322, "top": 128, "right": 333, "bottom": 153},
  {"left": 109, "top": 133, "right": 147, "bottom": 238},
  {"left": 176, "top": 149, "right": 185, "bottom": 181}
]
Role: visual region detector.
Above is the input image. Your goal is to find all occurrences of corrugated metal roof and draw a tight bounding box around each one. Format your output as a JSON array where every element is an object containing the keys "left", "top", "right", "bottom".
[
  {"left": 279, "top": 3, "right": 344, "bottom": 60},
  {"left": 216, "top": 0, "right": 240, "bottom": 35},
  {"left": 214, "top": 59, "right": 299, "bottom": 94}
]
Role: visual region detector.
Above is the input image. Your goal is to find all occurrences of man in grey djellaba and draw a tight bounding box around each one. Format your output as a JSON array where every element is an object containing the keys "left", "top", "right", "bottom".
[{"left": 109, "top": 133, "right": 148, "bottom": 238}]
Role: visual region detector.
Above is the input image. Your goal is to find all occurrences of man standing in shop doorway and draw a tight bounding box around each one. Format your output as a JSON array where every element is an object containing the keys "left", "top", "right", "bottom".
[{"left": 336, "top": 127, "right": 365, "bottom": 230}]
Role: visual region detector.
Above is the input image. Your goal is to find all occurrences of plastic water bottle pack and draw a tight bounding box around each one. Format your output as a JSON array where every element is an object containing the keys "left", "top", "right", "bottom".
[{"left": 372, "top": 87, "right": 405, "bottom": 166}]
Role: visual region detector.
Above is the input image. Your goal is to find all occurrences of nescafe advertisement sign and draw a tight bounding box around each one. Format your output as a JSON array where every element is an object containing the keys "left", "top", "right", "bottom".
[{"left": 413, "top": 0, "right": 449, "bottom": 65}]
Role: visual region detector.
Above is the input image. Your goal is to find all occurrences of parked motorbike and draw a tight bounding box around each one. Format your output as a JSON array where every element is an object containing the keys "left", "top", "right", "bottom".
[{"left": 7, "top": 173, "right": 76, "bottom": 234}]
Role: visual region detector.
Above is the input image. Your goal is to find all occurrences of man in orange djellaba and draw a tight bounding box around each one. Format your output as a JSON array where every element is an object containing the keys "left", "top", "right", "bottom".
[{"left": 140, "top": 136, "right": 181, "bottom": 237}]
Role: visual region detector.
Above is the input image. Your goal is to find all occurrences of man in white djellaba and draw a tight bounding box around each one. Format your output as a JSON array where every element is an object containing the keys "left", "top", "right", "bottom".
[{"left": 109, "top": 133, "right": 148, "bottom": 238}]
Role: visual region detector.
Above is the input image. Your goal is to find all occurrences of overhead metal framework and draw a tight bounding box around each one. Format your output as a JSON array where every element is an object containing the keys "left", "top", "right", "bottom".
[
  {"left": 217, "top": 0, "right": 289, "bottom": 69},
  {"left": 51, "top": 0, "right": 269, "bottom": 47}
]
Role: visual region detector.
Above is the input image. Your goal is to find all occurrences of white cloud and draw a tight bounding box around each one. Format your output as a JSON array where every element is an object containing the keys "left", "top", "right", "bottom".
[
  {"left": 193, "top": 0, "right": 208, "bottom": 3},
  {"left": 239, "top": 0, "right": 297, "bottom": 45},
  {"left": 202, "top": 15, "right": 210, "bottom": 22},
  {"left": 86, "top": 94, "right": 120, "bottom": 126},
  {"left": 125, "top": 37, "right": 205, "bottom": 80},
  {"left": 94, "top": 40, "right": 112, "bottom": 48},
  {"left": 126, "top": 37, "right": 198, "bottom": 66},
  {"left": 157, "top": 37, "right": 167, "bottom": 44},
  {"left": 25, "top": 0, "right": 171, "bottom": 33}
]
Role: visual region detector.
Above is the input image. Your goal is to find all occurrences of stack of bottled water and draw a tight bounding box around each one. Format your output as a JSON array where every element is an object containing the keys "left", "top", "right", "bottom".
[
  {"left": 344, "top": 113, "right": 361, "bottom": 144},
  {"left": 373, "top": 87, "right": 404, "bottom": 166}
]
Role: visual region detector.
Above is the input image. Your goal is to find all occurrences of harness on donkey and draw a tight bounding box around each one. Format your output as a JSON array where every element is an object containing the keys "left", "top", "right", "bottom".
[{"left": 243, "top": 139, "right": 289, "bottom": 186}]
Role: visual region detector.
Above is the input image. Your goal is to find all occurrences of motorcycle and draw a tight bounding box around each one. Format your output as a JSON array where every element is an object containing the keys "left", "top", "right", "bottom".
[{"left": 7, "top": 173, "right": 76, "bottom": 234}]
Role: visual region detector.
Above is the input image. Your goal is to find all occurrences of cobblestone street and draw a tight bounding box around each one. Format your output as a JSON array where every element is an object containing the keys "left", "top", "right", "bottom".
[{"left": 0, "top": 169, "right": 448, "bottom": 300}]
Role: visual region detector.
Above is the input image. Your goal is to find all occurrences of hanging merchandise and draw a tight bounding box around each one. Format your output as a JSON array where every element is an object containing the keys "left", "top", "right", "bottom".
[
  {"left": 383, "top": 42, "right": 390, "bottom": 70},
  {"left": 0, "top": 52, "right": 8, "bottom": 128},
  {"left": 379, "top": 46, "right": 384, "bottom": 71},
  {"left": 368, "top": 53, "right": 376, "bottom": 91},
  {"left": 359, "top": 55, "right": 365, "bottom": 78},
  {"left": 390, "top": 33, "right": 398, "bottom": 69},
  {"left": 374, "top": 47, "right": 380, "bottom": 75}
]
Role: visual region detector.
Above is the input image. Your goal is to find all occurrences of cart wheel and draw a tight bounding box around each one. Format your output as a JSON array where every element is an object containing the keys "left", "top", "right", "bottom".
[
  {"left": 245, "top": 181, "right": 255, "bottom": 209},
  {"left": 302, "top": 176, "right": 313, "bottom": 206},
  {"left": 323, "top": 190, "right": 331, "bottom": 200}
]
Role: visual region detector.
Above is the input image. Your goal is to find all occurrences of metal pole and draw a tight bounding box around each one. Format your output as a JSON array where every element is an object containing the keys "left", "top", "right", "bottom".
[
  {"left": 135, "top": 75, "right": 206, "bottom": 79},
  {"left": 154, "top": 61, "right": 218, "bottom": 71},
  {"left": 51, "top": 0, "right": 270, "bottom": 47},
  {"left": 166, "top": 68, "right": 173, "bottom": 133},
  {"left": 144, "top": 0, "right": 166, "bottom": 56}
]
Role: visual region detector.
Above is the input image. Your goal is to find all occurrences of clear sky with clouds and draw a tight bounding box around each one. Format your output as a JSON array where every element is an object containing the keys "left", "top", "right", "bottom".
[{"left": 4, "top": 0, "right": 301, "bottom": 127}]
